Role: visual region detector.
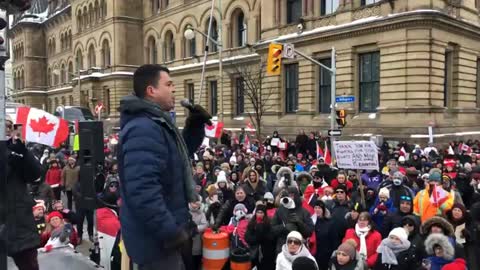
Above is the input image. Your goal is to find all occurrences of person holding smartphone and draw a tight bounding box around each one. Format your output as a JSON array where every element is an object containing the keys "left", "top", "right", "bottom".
[{"left": 4, "top": 115, "right": 43, "bottom": 270}]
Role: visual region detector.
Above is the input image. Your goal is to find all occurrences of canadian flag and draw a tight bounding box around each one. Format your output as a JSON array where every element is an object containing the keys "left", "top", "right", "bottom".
[
  {"left": 15, "top": 107, "right": 69, "bottom": 147},
  {"left": 429, "top": 185, "right": 449, "bottom": 206},
  {"left": 324, "top": 141, "right": 332, "bottom": 165},
  {"left": 244, "top": 135, "right": 251, "bottom": 150},
  {"left": 399, "top": 147, "right": 407, "bottom": 157},
  {"left": 458, "top": 143, "right": 472, "bottom": 154},
  {"left": 316, "top": 141, "right": 324, "bottom": 160},
  {"left": 204, "top": 121, "right": 224, "bottom": 138}
]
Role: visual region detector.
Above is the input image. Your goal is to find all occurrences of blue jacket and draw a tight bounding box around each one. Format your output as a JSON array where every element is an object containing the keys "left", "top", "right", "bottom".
[
  {"left": 118, "top": 95, "right": 203, "bottom": 264},
  {"left": 369, "top": 198, "right": 395, "bottom": 230}
]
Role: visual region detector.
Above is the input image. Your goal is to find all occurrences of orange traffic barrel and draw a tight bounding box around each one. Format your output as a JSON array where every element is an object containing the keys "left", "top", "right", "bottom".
[
  {"left": 230, "top": 248, "right": 251, "bottom": 270},
  {"left": 202, "top": 230, "right": 230, "bottom": 270}
]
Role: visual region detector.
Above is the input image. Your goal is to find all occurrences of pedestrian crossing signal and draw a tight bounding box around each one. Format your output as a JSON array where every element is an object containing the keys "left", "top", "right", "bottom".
[
  {"left": 336, "top": 109, "right": 347, "bottom": 127},
  {"left": 267, "top": 43, "right": 283, "bottom": 76}
]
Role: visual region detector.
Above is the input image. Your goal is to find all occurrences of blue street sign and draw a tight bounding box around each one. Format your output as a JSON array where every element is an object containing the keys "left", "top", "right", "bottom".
[{"left": 335, "top": 95, "right": 355, "bottom": 103}]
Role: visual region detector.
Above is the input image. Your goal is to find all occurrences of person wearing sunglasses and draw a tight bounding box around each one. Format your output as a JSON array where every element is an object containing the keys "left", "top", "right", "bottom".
[
  {"left": 4, "top": 114, "right": 43, "bottom": 270},
  {"left": 276, "top": 231, "right": 317, "bottom": 270}
]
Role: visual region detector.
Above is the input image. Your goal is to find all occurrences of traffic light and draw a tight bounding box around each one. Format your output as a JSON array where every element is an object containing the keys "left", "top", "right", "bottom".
[
  {"left": 336, "top": 109, "right": 347, "bottom": 127},
  {"left": 267, "top": 43, "right": 283, "bottom": 76}
]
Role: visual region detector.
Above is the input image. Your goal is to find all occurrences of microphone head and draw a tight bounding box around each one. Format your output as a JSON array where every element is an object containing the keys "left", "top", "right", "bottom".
[{"left": 180, "top": 98, "right": 191, "bottom": 108}]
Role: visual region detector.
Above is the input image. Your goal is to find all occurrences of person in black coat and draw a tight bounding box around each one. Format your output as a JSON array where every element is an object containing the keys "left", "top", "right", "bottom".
[
  {"left": 400, "top": 215, "right": 423, "bottom": 268},
  {"left": 381, "top": 195, "right": 414, "bottom": 238},
  {"left": 245, "top": 204, "right": 276, "bottom": 270},
  {"left": 374, "top": 228, "right": 417, "bottom": 270},
  {"left": 4, "top": 120, "right": 43, "bottom": 270},
  {"left": 271, "top": 186, "right": 314, "bottom": 253},
  {"left": 311, "top": 200, "right": 335, "bottom": 270}
]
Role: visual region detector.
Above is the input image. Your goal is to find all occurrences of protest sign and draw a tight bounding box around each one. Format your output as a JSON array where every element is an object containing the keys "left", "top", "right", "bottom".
[{"left": 333, "top": 141, "right": 379, "bottom": 170}]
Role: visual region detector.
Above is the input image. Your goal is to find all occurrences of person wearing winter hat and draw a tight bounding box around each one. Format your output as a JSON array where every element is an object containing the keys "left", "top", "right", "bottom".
[
  {"left": 189, "top": 195, "right": 207, "bottom": 270},
  {"left": 41, "top": 211, "right": 78, "bottom": 247},
  {"left": 310, "top": 200, "right": 335, "bottom": 270},
  {"left": 328, "top": 239, "right": 365, "bottom": 270},
  {"left": 446, "top": 203, "right": 470, "bottom": 246},
  {"left": 374, "top": 227, "right": 415, "bottom": 270},
  {"left": 424, "top": 233, "right": 455, "bottom": 270},
  {"left": 276, "top": 231, "right": 317, "bottom": 270},
  {"left": 263, "top": 192, "right": 277, "bottom": 218},
  {"left": 245, "top": 203, "right": 276, "bottom": 270},
  {"left": 370, "top": 187, "right": 395, "bottom": 230},
  {"left": 33, "top": 200, "right": 47, "bottom": 235},
  {"left": 215, "top": 171, "right": 234, "bottom": 203},
  {"left": 242, "top": 169, "right": 267, "bottom": 202},
  {"left": 414, "top": 170, "right": 454, "bottom": 222}
]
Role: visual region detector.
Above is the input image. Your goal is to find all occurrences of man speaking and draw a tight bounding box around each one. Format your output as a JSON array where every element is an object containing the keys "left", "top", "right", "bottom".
[{"left": 118, "top": 64, "right": 211, "bottom": 270}]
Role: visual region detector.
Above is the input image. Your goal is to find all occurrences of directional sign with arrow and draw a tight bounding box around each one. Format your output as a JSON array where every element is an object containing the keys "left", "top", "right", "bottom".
[{"left": 328, "top": 129, "right": 342, "bottom": 137}]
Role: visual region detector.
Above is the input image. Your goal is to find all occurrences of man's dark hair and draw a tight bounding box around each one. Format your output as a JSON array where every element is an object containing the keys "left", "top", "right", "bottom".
[{"left": 133, "top": 64, "right": 170, "bottom": 98}]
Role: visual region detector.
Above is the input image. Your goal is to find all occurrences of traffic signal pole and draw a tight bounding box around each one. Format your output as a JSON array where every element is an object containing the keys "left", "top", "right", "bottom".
[
  {"left": 0, "top": 9, "right": 7, "bottom": 270},
  {"left": 294, "top": 47, "right": 337, "bottom": 162}
]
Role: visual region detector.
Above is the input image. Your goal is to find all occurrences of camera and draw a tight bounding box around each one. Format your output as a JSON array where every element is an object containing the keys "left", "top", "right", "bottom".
[{"left": 280, "top": 197, "right": 295, "bottom": 209}]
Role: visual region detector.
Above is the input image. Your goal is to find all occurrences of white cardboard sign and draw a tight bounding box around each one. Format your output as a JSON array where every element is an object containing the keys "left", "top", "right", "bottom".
[{"left": 333, "top": 141, "right": 379, "bottom": 170}]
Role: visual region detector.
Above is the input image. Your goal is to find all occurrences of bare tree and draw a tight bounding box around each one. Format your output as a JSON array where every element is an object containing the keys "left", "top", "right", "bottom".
[{"left": 227, "top": 57, "right": 275, "bottom": 139}]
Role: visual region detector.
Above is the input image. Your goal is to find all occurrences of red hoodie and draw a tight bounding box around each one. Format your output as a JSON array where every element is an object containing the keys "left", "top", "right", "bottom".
[{"left": 45, "top": 167, "right": 62, "bottom": 188}]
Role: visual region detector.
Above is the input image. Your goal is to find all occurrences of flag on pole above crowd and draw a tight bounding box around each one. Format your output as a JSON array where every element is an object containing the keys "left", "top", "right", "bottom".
[
  {"left": 458, "top": 143, "right": 472, "bottom": 154},
  {"left": 15, "top": 107, "right": 69, "bottom": 148},
  {"left": 204, "top": 121, "right": 224, "bottom": 138},
  {"left": 316, "top": 141, "right": 332, "bottom": 165}
]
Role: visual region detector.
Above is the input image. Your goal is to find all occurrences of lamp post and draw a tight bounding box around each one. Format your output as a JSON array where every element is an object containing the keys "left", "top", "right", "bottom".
[{"left": 184, "top": 26, "right": 224, "bottom": 122}]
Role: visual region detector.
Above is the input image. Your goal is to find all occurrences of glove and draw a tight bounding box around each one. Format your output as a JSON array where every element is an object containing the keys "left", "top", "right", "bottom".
[
  {"left": 285, "top": 223, "right": 298, "bottom": 232},
  {"left": 185, "top": 104, "right": 212, "bottom": 129},
  {"left": 7, "top": 138, "right": 27, "bottom": 156},
  {"left": 163, "top": 228, "right": 190, "bottom": 250},
  {"left": 288, "top": 213, "right": 300, "bottom": 224}
]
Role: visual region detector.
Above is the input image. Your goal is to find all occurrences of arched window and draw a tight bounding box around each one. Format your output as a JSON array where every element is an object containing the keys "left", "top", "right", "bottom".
[
  {"left": 68, "top": 62, "right": 74, "bottom": 82},
  {"left": 52, "top": 38, "right": 56, "bottom": 54},
  {"left": 61, "top": 96, "right": 66, "bottom": 106},
  {"left": 83, "top": 6, "right": 89, "bottom": 28},
  {"left": 69, "top": 95, "right": 74, "bottom": 105},
  {"left": 165, "top": 30, "right": 175, "bottom": 61},
  {"left": 89, "top": 3, "right": 94, "bottom": 25},
  {"left": 21, "top": 70, "right": 24, "bottom": 89},
  {"left": 77, "top": 10, "right": 83, "bottom": 31},
  {"left": 12, "top": 71, "right": 15, "bottom": 89},
  {"left": 147, "top": 36, "right": 157, "bottom": 64},
  {"left": 101, "top": 40, "right": 111, "bottom": 67},
  {"left": 94, "top": 0, "right": 100, "bottom": 22},
  {"left": 184, "top": 25, "right": 196, "bottom": 58},
  {"left": 47, "top": 68, "right": 51, "bottom": 87},
  {"left": 60, "top": 64, "right": 66, "bottom": 84},
  {"left": 53, "top": 66, "right": 59, "bottom": 85},
  {"left": 151, "top": 0, "right": 159, "bottom": 14},
  {"left": 102, "top": 0, "right": 107, "bottom": 17},
  {"left": 206, "top": 17, "right": 218, "bottom": 53},
  {"left": 68, "top": 30, "right": 72, "bottom": 48},
  {"left": 287, "top": 0, "right": 302, "bottom": 24},
  {"left": 88, "top": 45, "right": 96, "bottom": 67},
  {"left": 54, "top": 98, "right": 59, "bottom": 111},
  {"left": 76, "top": 50, "right": 83, "bottom": 71},
  {"left": 60, "top": 34, "right": 64, "bottom": 50},
  {"left": 232, "top": 9, "right": 247, "bottom": 47},
  {"left": 47, "top": 99, "right": 52, "bottom": 112}
]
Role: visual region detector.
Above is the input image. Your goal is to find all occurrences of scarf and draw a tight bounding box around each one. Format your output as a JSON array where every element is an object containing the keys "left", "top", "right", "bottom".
[
  {"left": 151, "top": 112, "right": 196, "bottom": 203},
  {"left": 377, "top": 238, "right": 411, "bottom": 265},
  {"left": 355, "top": 224, "right": 370, "bottom": 259}
]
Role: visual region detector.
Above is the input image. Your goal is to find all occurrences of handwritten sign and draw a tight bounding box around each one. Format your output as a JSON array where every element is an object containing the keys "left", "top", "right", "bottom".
[{"left": 333, "top": 141, "right": 379, "bottom": 170}]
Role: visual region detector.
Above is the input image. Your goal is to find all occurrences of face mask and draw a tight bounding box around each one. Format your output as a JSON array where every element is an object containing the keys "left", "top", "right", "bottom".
[{"left": 393, "top": 179, "right": 402, "bottom": 186}]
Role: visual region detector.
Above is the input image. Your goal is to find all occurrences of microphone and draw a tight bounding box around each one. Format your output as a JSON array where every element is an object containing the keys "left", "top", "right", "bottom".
[{"left": 180, "top": 99, "right": 213, "bottom": 126}]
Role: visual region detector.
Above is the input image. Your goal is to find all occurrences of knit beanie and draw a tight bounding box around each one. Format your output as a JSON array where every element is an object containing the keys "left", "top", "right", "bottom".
[
  {"left": 287, "top": 231, "right": 303, "bottom": 242},
  {"left": 32, "top": 200, "right": 46, "bottom": 212},
  {"left": 378, "top": 187, "right": 390, "bottom": 199},
  {"left": 389, "top": 227, "right": 409, "bottom": 244},
  {"left": 47, "top": 211, "right": 63, "bottom": 223},
  {"left": 429, "top": 171, "right": 442, "bottom": 183},
  {"left": 337, "top": 240, "right": 357, "bottom": 260},
  {"left": 292, "top": 256, "right": 318, "bottom": 270},
  {"left": 233, "top": 203, "right": 247, "bottom": 214},
  {"left": 216, "top": 171, "right": 228, "bottom": 184},
  {"left": 264, "top": 192, "right": 274, "bottom": 201},
  {"left": 255, "top": 204, "right": 267, "bottom": 214}
]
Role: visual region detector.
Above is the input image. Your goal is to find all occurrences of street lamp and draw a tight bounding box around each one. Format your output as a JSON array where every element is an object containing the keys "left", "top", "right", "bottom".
[{"left": 184, "top": 25, "right": 224, "bottom": 122}]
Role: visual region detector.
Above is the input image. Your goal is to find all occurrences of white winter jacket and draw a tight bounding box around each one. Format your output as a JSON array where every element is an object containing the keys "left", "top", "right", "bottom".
[{"left": 275, "top": 244, "right": 317, "bottom": 270}]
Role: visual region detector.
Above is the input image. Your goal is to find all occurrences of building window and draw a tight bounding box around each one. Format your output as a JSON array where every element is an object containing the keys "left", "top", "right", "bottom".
[
  {"left": 285, "top": 63, "right": 299, "bottom": 113},
  {"left": 287, "top": 0, "right": 302, "bottom": 24},
  {"left": 102, "top": 40, "right": 111, "bottom": 67},
  {"left": 95, "top": 0, "right": 100, "bottom": 22},
  {"left": 47, "top": 68, "right": 51, "bottom": 87},
  {"left": 69, "top": 95, "right": 74, "bottom": 105},
  {"left": 184, "top": 25, "right": 196, "bottom": 58},
  {"left": 102, "top": 0, "right": 107, "bottom": 17},
  {"left": 321, "top": 0, "right": 340, "bottom": 16},
  {"left": 361, "top": 0, "right": 381, "bottom": 6},
  {"left": 206, "top": 17, "right": 218, "bottom": 53},
  {"left": 187, "top": 83, "right": 195, "bottom": 104},
  {"left": 60, "top": 64, "right": 66, "bottom": 84},
  {"left": 76, "top": 50, "right": 83, "bottom": 71},
  {"left": 151, "top": 0, "right": 159, "bottom": 14},
  {"left": 236, "top": 77, "right": 245, "bottom": 115},
  {"left": 209, "top": 80, "right": 218, "bottom": 115},
  {"left": 104, "top": 88, "right": 111, "bottom": 115},
  {"left": 88, "top": 45, "right": 96, "bottom": 67},
  {"left": 147, "top": 36, "right": 157, "bottom": 64},
  {"left": 164, "top": 31, "right": 175, "bottom": 61},
  {"left": 477, "top": 59, "right": 480, "bottom": 108},
  {"left": 444, "top": 49, "right": 454, "bottom": 108},
  {"left": 319, "top": 58, "right": 332, "bottom": 113},
  {"left": 359, "top": 51, "right": 380, "bottom": 112},
  {"left": 68, "top": 62, "right": 74, "bottom": 82},
  {"left": 77, "top": 10, "right": 82, "bottom": 31},
  {"left": 232, "top": 9, "right": 247, "bottom": 47},
  {"left": 83, "top": 7, "right": 88, "bottom": 28},
  {"left": 61, "top": 96, "right": 66, "bottom": 106}
]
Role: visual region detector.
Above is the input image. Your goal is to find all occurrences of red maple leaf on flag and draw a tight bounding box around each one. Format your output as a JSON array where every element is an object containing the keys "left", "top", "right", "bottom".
[{"left": 30, "top": 116, "right": 55, "bottom": 136}]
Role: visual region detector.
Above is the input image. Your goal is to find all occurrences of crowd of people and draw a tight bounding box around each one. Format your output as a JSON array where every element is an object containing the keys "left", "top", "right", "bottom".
[{"left": 182, "top": 129, "right": 480, "bottom": 270}]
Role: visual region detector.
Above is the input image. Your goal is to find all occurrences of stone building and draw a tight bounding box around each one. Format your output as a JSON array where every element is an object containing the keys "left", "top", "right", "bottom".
[{"left": 9, "top": 0, "right": 480, "bottom": 139}]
